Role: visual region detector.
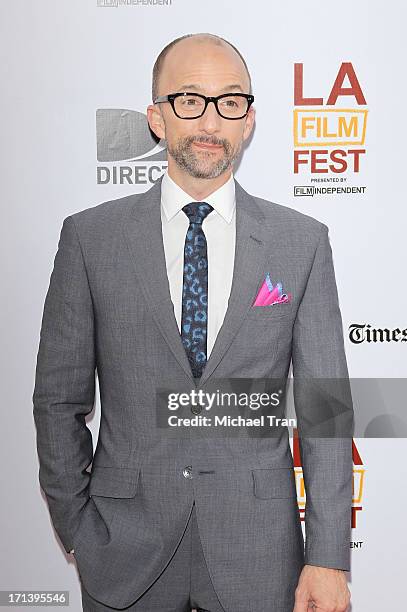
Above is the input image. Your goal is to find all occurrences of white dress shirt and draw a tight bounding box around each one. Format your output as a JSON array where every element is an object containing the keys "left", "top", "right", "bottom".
[{"left": 160, "top": 169, "right": 236, "bottom": 358}]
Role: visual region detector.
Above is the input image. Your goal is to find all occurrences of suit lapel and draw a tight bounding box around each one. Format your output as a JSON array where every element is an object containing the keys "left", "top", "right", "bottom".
[
  {"left": 123, "top": 176, "right": 193, "bottom": 381},
  {"left": 123, "top": 174, "right": 268, "bottom": 387},
  {"left": 199, "top": 181, "right": 268, "bottom": 385}
]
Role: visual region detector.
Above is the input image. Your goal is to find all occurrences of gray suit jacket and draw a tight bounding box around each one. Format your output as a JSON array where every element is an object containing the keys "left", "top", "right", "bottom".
[{"left": 33, "top": 175, "right": 353, "bottom": 611}]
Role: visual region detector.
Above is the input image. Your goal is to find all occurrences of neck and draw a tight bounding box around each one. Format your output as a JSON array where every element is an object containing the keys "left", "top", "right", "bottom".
[{"left": 166, "top": 161, "right": 232, "bottom": 201}]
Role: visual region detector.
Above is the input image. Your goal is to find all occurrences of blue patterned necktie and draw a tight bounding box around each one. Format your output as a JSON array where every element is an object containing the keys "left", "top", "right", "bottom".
[{"left": 181, "top": 202, "right": 214, "bottom": 378}]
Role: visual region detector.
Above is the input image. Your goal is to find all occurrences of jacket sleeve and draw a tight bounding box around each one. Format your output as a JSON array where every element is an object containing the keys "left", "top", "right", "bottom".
[
  {"left": 32, "top": 215, "right": 95, "bottom": 554},
  {"left": 292, "top": 223, "right": 354, "bottom": 571}
]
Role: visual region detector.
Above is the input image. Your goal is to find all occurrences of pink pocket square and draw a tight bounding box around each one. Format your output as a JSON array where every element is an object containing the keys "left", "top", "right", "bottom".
[{"left": 253, "top": 273, "right": 292, "bottom": 306}]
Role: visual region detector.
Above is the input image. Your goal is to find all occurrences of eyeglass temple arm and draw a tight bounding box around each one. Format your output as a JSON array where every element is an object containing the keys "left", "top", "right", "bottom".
[{"left": 153, "top": 95, "right": 170, "bottom": 103}]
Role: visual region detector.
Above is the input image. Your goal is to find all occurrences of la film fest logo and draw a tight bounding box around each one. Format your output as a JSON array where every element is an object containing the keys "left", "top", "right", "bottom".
[
  {"left": 293, "top": 431, "right": 365, "bottom": 530},
  {"left": 293, "top": 62, "right": 368, "bottom": 197},
  {"left": 349, "top": 323, "right": 407, "bottom": 344},
  {"left": 96, "top": 109, "right": 168, "bottom": 185}
]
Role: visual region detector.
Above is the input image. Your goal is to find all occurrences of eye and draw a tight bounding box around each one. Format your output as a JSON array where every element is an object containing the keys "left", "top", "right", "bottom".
[{"left": 179, "top": 96, "right": 203, "bottom": 107}]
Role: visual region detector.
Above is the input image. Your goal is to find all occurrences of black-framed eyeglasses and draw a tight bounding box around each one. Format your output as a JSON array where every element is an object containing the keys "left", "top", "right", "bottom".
[{"left": 153, "top": 92, "right": 254, "bottom": 120}]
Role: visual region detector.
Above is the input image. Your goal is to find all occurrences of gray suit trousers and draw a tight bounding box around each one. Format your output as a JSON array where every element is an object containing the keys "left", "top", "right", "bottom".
[{"left": 79, "top": 502, "right": 225, "bottom": 612}]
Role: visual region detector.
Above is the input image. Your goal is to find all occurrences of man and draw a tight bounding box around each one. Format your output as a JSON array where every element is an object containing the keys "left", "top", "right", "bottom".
[{"left": 33, "top": 33, "right": 353, "bottom": 612}]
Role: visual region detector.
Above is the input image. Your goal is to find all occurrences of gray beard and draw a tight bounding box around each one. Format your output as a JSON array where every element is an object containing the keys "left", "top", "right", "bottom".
[{"left": 166, "top": 136, "right": 242, "bottom": 180}]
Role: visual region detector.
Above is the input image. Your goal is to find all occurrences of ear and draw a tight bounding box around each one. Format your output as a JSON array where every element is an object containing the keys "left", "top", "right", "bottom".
[
  {"left": 242, "top": 105, "right": 256, "bottom": 142},
  {"left": 147, "top": 104, "right": 166, "bottom": 140}
]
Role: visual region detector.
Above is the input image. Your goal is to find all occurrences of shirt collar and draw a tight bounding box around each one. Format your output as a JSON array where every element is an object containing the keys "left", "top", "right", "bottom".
[{"left": 161, "top": 169, "right": 235, "bottom": 224}]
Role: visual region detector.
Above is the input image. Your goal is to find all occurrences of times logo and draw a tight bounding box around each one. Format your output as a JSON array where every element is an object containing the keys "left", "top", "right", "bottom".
[{"left": 349, "top": 323, "right": 407, "bottom": 344}]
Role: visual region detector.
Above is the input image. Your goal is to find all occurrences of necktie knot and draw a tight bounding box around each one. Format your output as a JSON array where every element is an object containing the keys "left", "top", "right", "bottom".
[{"left": 182, "top": 202, "right": 214, "bottom": 225}]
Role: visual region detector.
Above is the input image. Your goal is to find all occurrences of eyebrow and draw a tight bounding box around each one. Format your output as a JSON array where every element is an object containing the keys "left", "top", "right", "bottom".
[{"left": 177, "top": 83, "right": 244, "bottom": 93}]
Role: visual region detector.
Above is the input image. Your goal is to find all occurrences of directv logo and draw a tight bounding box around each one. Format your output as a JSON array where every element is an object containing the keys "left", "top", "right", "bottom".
[{"left": 96, "top": 108, "right": 168, "bottom": 185}]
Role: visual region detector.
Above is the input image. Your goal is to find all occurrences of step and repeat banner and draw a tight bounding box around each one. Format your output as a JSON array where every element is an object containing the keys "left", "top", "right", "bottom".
[{"left": 1, "top": 0, "right": 405, "bottom": 610}]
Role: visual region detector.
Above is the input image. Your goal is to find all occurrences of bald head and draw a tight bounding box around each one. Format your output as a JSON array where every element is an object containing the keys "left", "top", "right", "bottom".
[{"left": 152, "top": 33, "right": 252, "bottom": 102}]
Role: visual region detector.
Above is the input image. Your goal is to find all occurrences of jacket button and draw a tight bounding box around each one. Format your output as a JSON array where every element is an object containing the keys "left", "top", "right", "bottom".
[
  {"left": 191, "top": 404, "right": 202, "bottom": 415},
  {"left": 183, "top": 466, "right": 193, "bottom": 479}
]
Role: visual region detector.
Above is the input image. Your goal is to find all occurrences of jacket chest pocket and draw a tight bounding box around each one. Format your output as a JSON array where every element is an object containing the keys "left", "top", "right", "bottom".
[
  {"left": 234, "top": 305, "right": 294, "bottom": 352},
  {"left": 246, "top": 303, "right": 295, "bottom": 322}
]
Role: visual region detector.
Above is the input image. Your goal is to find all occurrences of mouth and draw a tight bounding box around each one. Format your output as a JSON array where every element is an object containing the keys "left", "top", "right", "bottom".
[{"left": 193, "top": 142, "right": 223, "bottom": 151}]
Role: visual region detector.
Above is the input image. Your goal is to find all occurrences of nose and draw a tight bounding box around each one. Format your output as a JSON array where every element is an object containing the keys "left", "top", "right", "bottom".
[{"left": 197, "top": 100, "right": 222, "bottom": 133}]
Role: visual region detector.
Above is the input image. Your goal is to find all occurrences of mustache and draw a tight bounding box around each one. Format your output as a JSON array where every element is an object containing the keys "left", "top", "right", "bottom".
[{"left": 187, "top": 136, "right": 226, "bottom": 148}]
